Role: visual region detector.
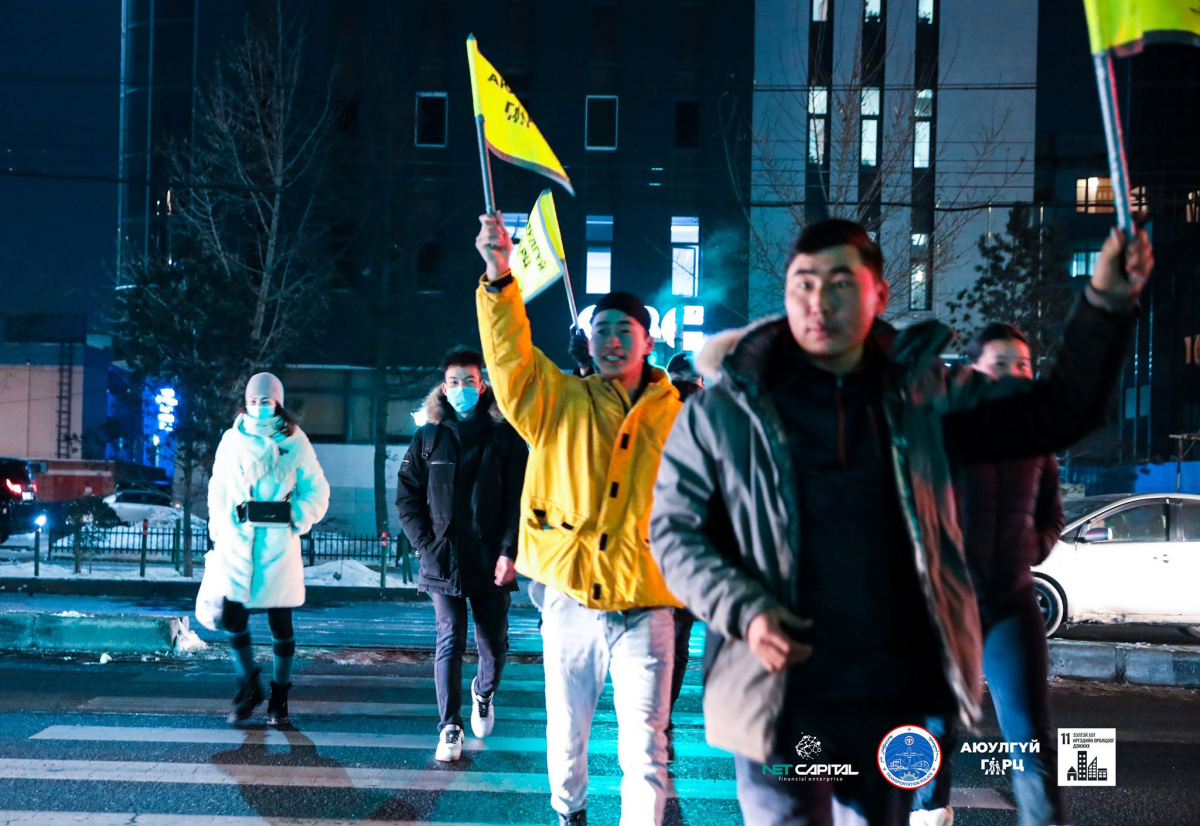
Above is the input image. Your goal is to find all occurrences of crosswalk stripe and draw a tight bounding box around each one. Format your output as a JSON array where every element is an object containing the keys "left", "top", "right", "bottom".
[
  {"left": 0, "top": 813, "right": 548, "bottom": 826},
  {"left": 0, "top": 758, "right": 738, "bottom": 799},
  {"left": 31, "top": 724, "right": 730, "bottom": 759},
  {"left": 257, "top": 674, "right": 705, "bottom": 697},
  {"left": 74, "top": 697, "right": 707, "bottom": 726}
]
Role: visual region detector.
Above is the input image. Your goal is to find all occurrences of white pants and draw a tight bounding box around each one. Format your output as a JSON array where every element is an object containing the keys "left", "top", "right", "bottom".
[{"left": 540, "top": 586, "right": 675, "bottom": 826}]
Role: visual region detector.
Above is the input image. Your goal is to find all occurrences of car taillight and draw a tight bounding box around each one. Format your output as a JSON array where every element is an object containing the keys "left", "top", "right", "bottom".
[
  {"left": 31, "top": 480, "right": 37, "bottom": 494},
  {"left": 3, "top": 479, "right": 21, "bottom": 496}
]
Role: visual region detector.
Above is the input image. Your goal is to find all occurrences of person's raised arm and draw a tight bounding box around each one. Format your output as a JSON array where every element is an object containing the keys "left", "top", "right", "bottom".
[{"left": 475, "top": 212, "right": 574, "bottom": 447}]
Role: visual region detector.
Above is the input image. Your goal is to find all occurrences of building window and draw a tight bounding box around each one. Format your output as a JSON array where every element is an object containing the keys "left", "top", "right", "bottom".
[
  {"left": 675, "top": 101, "right": 701, "bottom": 149},
  {"left": 865, "top": 0, "right": 882, "bottom": 22},
  {"left": 913, "top": 89, "right": 933, "bottom": 169},
  {"left": 861, "top": 87, "right": 880, "bottom": 167},
  {"left": 1130, "top": 185, "right": 1148, "bottom": 212},
  {"left": 415, "top": 92, "right": 448, "bottom": 147},
  {"left": 677, "top": 5, "right": 702, "bottom": 62},
  {"left": 503, "top": 212, "right": 530, "bottom": 243},
  {"left": 912, "top": 232, "right": 928, "bottom": 247},
  {"left": 813, "top": 0, "right": 829, "bottom": 21},
  {"left": 1076, "top": 177, "right": 1115, "bottom": 214},
  {"left": 1071, "top": 250, "right": 1099, "bottom": 278},
  {"left": 585, "top": 95, "right": 619, "bottom": 150},
  {"left": 591, "top": 5, "right": 617, "bottom": 62},
  {"left": 671, "top": 216, "right": 700, "bottom": 297},
  {"left": 918, "top": 0, "right": 934, "bottom": 23},
  {"left": 416, "top": 240, "right": 442, "bottom": 294},
  {"left": 1189, "top": 190, "right": 1200, "bottom": 223},
  {"left": 586, "top": 215, "right": 614, "bottom": 294},
  {"left": 420, "top": 2, "right": 445, "bottom": 60},
  {"left": 808, "top": 87, "right": 828, "bottom": 165},
  {"left": 910, "top": 263, "right": 930, "bottom": 310}
]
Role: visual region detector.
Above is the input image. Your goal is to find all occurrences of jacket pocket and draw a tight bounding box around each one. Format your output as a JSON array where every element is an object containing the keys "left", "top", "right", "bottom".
[
  {"left": 428, "top": 461, "right": 456, "bottom": 537},
  {"left": 418, "top": 536, "right": 454, "bottom": 581}
]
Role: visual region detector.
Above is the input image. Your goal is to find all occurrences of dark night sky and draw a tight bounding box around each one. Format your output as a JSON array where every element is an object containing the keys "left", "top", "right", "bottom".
[{"left": 0, "top": 2, "right": 120, "bottom": 323}]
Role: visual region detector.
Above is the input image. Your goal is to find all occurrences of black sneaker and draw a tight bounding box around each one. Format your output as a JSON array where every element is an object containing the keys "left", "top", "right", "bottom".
[
  {"left": 558, "top": 810, "right": 586, "bottom": 826},
  {"left": 267, "top": 680, "right": 291, "bottom": 725},
  {"left": 227, "top": 667, "right": 264, "bottom": 724}
]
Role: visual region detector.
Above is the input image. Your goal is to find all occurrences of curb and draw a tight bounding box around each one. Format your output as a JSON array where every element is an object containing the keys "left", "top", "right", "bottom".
[
  {"left": 0, "top": 578, "right": 429, "bottom": 603},
  {"left": 1048, "top": 639, "right": 1200, "bottom": 688},
  {"left": 0, "top": 613, "right": 191, "bottom": 654}
]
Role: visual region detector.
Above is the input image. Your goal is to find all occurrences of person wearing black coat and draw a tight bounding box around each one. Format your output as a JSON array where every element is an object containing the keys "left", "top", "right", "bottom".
[
  {"left": 913, "top": 324, "right": 1066, "bottom": 826},
  {"left": 396, "top": 348, "right": 527, "bottom": 763}
]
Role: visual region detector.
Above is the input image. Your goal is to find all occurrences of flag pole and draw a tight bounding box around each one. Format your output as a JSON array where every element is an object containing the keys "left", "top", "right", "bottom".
[
  {"left": 561, "top": 260, "right": 579, "bottom": 323},
  {"left": 466, "top": 35, "right": 496, "bottom": 215},
  {"left": 1092, "top": 51, "right": 1134, "bottom": 238}
]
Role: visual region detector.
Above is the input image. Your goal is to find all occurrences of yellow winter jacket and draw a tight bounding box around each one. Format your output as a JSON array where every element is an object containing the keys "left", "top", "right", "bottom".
[{"left": 476, "top": 274, "right": 684, "bottom": 611}]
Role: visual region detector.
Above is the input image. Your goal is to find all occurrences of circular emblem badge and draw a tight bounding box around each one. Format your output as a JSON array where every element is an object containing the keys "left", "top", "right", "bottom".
[{"left": 877, "top": 725, "right": 941, "bottom": 789}]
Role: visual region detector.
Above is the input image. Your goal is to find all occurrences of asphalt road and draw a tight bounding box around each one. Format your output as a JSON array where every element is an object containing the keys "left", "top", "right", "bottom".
[{"left": 0, "top": 650, "right": 1195, "bottom": 824}]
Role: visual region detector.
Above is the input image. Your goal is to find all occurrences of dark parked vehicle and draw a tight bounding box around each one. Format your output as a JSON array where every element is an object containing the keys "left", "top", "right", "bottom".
[{"left": 0, "top": 458, "right": 40, "bottom": 543}]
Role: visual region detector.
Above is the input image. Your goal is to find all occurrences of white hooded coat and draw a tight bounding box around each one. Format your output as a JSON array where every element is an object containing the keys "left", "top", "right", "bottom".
[{"left": 205, "top": 414, "right": 330, "bottom": 609}]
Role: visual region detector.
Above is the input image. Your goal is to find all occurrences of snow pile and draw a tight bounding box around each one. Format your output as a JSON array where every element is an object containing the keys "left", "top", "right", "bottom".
[
  {"left": 53, "top": 610, "right": 91, "bottom": 618},
  {"left": 304, "top": 559, "right": 415, "bottom": 589},
  {"left": 175, "top": 627, "right": 209, "bottom": 653}
]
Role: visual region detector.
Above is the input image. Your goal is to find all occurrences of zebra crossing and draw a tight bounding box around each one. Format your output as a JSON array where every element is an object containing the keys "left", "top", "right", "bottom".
[{"left": 0, "top": 635, "right": 1017, "bottom": 825}]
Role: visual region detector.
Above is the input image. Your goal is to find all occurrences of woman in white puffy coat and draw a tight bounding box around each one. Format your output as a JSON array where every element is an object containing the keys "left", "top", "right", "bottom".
[{"left": 205, "top": 372, "right": 329, "bottom": 724}]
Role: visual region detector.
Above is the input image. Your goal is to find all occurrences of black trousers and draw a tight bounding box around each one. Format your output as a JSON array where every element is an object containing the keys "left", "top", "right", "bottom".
[{"left": 430, "top": 590, "right": 511, "bottom": 730}]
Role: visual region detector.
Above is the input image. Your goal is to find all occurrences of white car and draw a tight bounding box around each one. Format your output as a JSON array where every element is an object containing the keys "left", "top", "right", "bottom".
[
  {"left": 102, "top": 490, "right": 178, "bottom": 526},
  {"left": 1033, "top": 493, "right": 1200, "bottom": 636}
]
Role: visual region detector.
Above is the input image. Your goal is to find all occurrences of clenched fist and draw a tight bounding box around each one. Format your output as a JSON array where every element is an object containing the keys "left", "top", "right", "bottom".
[{"left": 476, "top": 212, "right": 513, "bottom": 282}]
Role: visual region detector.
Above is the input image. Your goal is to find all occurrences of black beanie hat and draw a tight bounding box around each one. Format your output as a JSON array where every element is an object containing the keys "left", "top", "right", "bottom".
[
  {"left": 593, "top": 291, "right": 652, "bottom": 335},
  {"left": 666, "top": 353, "right": 694, "bottom": 375}
]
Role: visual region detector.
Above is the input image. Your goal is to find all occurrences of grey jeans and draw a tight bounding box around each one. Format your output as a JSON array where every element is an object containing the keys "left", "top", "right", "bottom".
[{"left": 540, "top": 586, "right": 675, "bottom": 826}]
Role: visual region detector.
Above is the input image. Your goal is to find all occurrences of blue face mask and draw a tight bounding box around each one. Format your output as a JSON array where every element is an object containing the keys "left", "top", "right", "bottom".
[
  {"left": 446, "top": 386, "right": 480, "bottom": 416},
  {"left": 246, "top": 403, "right": 276, "bottom": 420}
]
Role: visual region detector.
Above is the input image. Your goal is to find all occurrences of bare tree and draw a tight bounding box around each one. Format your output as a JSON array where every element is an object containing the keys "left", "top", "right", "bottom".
[{"left": 724, "top": 19, "right": 1029, "bottom": 320}]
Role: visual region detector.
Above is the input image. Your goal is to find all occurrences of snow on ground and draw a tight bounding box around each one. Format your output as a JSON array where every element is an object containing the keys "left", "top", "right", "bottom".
[
  {"left": 0, "top": 557, "right": 415, "bottom": 588},
  {"left": 175, "top": 626, "right": 209, "bottom": 652}
]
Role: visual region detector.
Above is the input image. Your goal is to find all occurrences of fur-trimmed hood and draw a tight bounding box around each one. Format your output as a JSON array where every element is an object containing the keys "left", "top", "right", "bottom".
[{"left": 423, "top": 384, "right": 504, "bottom": 425}]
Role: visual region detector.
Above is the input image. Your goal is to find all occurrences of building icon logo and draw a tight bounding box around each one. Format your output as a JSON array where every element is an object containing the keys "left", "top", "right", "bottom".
[
  {"left": 877, "top": 725, "right": 941, "bottom": 789},
  {"left": 1058, "top": 729, "right": 1116, "bottom": 787}
]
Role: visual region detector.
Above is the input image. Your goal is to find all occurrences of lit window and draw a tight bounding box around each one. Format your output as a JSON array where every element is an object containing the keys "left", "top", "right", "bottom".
[
  {"left": 503, "top": 212, "right": 530, "bottom": 242},
  {"left": 912, "top": 233, "right": 929, "bottom": 247},
  {"left": 1076, "top": 177, "right": 1115, "bottom": 214},
  {"left": 865, "top": 0, "right": 882, "bottom": 22},
  {"left": 1071, "top": 250, "right": 1099, "bottom": 278},
  {"left": 1189, "top": 191, "right": 1200, "bottom": 223},
  {"left": 586, "top": 249, "right": 612, "bottom": 294},
  {"left": 671, "top": 216, "right": 700, "bottom": 297},
  {"left": 861, "top": 88, "right": 880, "bottom": 167},
  {"left": 813, "top": 0, "right": 829, "bottom": 22},
  {"left": 1131, "top": 185, "right": 1148, "bottom": 212},
  {"left": 415, "top": 92, "right": 448, "bottom": 147},
  {"left": 915, "top": 89, "right": 933, "bottom": 119},
  {"left": 918, "top": 0, "right": 934, "bottom": 23},
  {"left": 808, "top": 88, "right": 829, "bottom": 165},
  {"left": 585, "top": 95, "right": 619, "bottom": 150},
  {"left": 586, "top": 215, "right": 614, "bottom": 294},
  {"left": 681, "top": 330, "right": 706, "bottom": 352},
  {"left": 913, "top": 121, "right": 931, "bottom": 169},
  {"left": 910, "top": 263, "right": 930, "bottom": 310},
  {"left": 671, "top": 215, "right": 700, "bottom": 244}
]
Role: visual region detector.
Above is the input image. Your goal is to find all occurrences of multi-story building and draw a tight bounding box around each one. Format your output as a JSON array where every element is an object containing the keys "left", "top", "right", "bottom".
[
  {"left": 118, "top": 1, "right": 755, "bottom": 532},
  {"left": 750, "top": 0, "right": 1037, "bottom": 320}
]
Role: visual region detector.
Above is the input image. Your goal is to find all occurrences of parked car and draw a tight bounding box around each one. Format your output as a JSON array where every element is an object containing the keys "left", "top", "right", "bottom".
[
  {"left": 102, "top": 489, "right": 177, "bottom": 526},
  {"left": 1033, "top": 493, "right": 1200, "bottom": 636},
  {"left": 0, "top": 457, "right": 40, "bottom": 543}
]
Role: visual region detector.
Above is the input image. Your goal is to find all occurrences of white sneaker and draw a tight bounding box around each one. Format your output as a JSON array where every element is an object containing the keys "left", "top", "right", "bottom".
[
  {"left": 470, "top": 676, "right": 495, "bottom": 738},
  {"left": 435, "top": 725, "right": 463, "bottom": 762},
  {"left": 910, "top": 808, "right": 954, "bottom": 826}
]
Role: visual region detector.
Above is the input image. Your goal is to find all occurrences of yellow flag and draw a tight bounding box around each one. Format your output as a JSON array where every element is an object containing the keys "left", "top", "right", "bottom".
[
  {"left": 512, "top": 190, "right": 568, "bottom": 302},
  {"left": 1083, "top": 0, "right": 1200, "bottom": 56},
  {"left": 467, "top": 35, "right": 574, "bottom": 195}
]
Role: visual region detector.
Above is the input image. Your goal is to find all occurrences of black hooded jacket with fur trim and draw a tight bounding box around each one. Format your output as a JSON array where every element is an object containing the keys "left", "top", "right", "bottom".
[{"left": 396, "top": 386, "right": 527, "bottom": 597}]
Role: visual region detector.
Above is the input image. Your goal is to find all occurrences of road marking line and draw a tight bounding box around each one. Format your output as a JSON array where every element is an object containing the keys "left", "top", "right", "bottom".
[
  {"left": 0, "top": 811, "right": 548, "bottom": 826},
  {"left": 0, "top": 758, "right": 737, "bottom": 799},
  {"left": 74, "top": 697, "right": 707, "bottom": 725},
  {"left": 31, "top": 724, "right": 728, "bottom": 759}
]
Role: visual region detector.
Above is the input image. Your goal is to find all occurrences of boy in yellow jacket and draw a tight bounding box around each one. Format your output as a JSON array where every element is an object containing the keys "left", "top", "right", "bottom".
[{"left": 474, "top": 213, "right": 683, "bottom": 826}]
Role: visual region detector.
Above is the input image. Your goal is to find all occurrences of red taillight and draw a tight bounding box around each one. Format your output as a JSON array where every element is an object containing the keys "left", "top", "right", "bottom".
[
  {"left": 31, "top": 480, "right": 37, "bottom": 494},
  {"left": 3, "top": 479, "right": 21, "bottom": 496}
]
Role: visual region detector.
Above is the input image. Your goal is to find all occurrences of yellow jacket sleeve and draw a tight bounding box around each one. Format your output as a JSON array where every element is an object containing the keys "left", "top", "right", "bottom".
[{"left": 476, "top": 273, "right": 575, "bottom": 447}]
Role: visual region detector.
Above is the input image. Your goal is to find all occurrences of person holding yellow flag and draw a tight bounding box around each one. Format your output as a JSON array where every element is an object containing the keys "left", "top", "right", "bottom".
[{"left": 474, "top": 211, "right": 682, "bottom": 826}]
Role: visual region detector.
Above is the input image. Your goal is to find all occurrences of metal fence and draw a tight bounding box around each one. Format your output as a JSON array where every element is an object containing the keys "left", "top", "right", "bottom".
[{"left": 27, "top": 524, "right": 414, "bottom": 582}]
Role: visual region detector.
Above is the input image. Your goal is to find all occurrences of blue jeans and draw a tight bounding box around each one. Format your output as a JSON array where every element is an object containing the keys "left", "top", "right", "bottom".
[
  {"left": 430, "top": 591, "right": 510, "bottom": 731},
  {"left": 914, "top": 595, "right": 1065, "bottom": 826}
]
